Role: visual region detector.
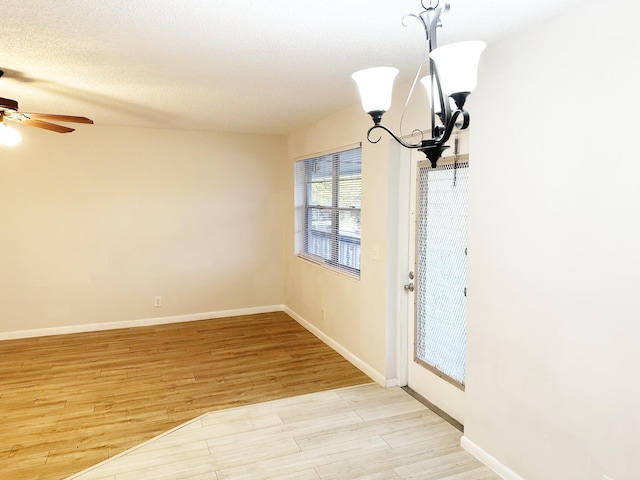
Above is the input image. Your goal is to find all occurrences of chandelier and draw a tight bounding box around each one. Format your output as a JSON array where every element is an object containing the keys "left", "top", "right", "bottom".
[{"left": 351, "top": 1, "right": 485, "bottom": 167}]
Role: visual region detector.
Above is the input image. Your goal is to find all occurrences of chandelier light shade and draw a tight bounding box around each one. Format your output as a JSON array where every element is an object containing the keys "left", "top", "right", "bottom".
[
  {"left": 419, "top": 74, "right": 456, "bottom": 115},
  {"left": 351, "top": 67, "right": 399, "bottom": 124},
  {"left": 429, "top": 41, "right": 486, "bottom": 107},
  {"left": 0, "top": 121, "right": 22, "bottom": 146},
  {"left": 352, "top": 1, "right": 486, "bottom": 167}
]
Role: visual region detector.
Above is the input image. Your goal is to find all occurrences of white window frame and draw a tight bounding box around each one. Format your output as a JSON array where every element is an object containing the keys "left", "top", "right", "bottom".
[{"left": 294, "top": 145, "right": 362, "bottom": 278}]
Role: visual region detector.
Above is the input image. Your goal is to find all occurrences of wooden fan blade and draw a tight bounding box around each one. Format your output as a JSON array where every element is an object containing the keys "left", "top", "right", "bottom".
[
  {"left": 0, "top": 97, "right": 19, "bottom": 111},
  {"left": 23, "top": 113, "right": 93, "bottom": 124},
  {"left": 22, "top": 119, "right": 75, "bottom": 133}
]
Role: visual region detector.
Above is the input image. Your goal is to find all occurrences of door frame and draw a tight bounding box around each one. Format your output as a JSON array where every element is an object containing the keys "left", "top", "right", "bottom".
[{"left": 391, "top": 142, "right": 412, "bottom": 388}]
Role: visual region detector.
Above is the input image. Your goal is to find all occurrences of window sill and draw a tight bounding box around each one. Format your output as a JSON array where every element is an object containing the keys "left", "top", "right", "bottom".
[{"left": 295, "top": 254, "right": 360, "bottom": 281}]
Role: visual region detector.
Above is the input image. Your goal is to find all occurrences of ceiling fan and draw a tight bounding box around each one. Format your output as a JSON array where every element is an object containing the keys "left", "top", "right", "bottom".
[{"left": 0, "top": 69, "right": 93, "bottom": 145}]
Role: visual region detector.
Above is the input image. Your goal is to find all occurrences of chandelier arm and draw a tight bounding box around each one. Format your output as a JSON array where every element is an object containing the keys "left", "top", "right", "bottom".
[
  {"left": 402, "top": 13, "right": 423, "bottom": 29},
  {"left": 456, "top": 109, "right": 470, "bottom": 130},
  {"left": 429, "top": 63, "right": 448, "bottom": 135},
  {"left": 367, "top": 124, "right": 423, "bottom": 149},
  {"left": 437, "top": 109, "right": 469, "bottom": 146}
]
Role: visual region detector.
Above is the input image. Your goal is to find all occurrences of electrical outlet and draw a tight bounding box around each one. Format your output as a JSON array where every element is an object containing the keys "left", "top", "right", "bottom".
[{"left": 154, "top": 296, "right": 162, "bottom": 307}]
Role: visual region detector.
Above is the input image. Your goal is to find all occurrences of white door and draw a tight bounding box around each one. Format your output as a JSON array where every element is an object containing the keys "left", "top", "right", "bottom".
[{"left": 406, "top": 149, "right": 469, "bottom": 425}]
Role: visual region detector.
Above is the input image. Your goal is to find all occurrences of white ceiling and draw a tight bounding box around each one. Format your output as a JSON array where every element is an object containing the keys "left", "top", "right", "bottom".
[{"left": 1, "top": 0, "right": 583, "bottom": 135}]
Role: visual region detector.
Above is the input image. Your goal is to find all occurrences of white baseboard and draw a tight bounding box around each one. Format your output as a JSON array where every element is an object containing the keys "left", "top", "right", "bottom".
[
  {"left": 384, "top": 377, "right": 401, "bottom": 388},
  {"left": 461, "top": 436, "right": 524, "bottom": 480},
  {"left": 283, "top": 306, "right": 386, "bottom": 387},
  {"left": 0, "top": 305, "right": 285, "bottom": 341}
]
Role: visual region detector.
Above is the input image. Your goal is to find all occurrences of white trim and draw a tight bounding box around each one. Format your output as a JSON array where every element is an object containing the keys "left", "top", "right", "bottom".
[
  {"left": 461, "top": 436, "right": 523, "bottom": 480},
  {"left": 384, "top": 377, "right": 401, "bottom": 388},
  {"left": 394, "top": 144, "right": 412, "bottom": 387},
  {"left": 294, "top": 141, "right": 362, "bottom": 162},
  {"left": 283, "top": 306, "right": 386, "bottom": 387},
  {"left": 0, "top": 305, "right": 285, "bottom": 341},
  {"left": 295, "top": 253, "right": 360, "bottom": 281}
]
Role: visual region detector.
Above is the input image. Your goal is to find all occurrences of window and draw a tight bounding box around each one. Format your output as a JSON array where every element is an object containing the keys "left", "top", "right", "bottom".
[{"left": 295, "top": 146, "right": 361, "bottom": 277}]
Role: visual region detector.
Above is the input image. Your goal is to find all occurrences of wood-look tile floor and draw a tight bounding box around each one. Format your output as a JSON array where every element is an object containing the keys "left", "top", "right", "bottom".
[
  {"left": 65, "top": 384, "right": 500, "bottom": 480},
  {"left": 0, "top": 312, "right": 372, "bottom": 480}
]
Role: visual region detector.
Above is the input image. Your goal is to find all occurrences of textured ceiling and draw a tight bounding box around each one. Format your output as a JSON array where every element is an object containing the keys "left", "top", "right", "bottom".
[{"left": 1, "top": 0, "right": 583, "bottom": 135}]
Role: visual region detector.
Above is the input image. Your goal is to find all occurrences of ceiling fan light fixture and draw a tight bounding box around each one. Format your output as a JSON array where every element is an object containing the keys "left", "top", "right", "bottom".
[
  {"left": 0, "top": 71, "right": 93, "bottom": 141},
  {"left": 0, "top": 122, "right": 22, "bottom": 146}
]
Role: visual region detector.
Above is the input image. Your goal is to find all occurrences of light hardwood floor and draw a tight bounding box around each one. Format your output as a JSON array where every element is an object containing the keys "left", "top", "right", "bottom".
[
  {"left": 66, "top": 383, "right": 500, "bottom": 480},
  {"left": 0, "top": 312, "right": 371, "bottom": 480}
]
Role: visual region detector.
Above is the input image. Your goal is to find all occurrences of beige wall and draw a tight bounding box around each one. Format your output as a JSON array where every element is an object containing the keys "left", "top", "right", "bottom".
[
  {"left": 0, "top": 125, "right": 286, "bottom": 333},
  {"left": 284, "top": 82, "right": 434, "bottom": 381},
  {"left": 284, "top": 105, "right": 392, "bottom": 379},
  {"left": 465, "top": 0, "right": 639, "bottom": 479},
  {"left": 284, "top": 1, "right": 639, "bottom": 478}
]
